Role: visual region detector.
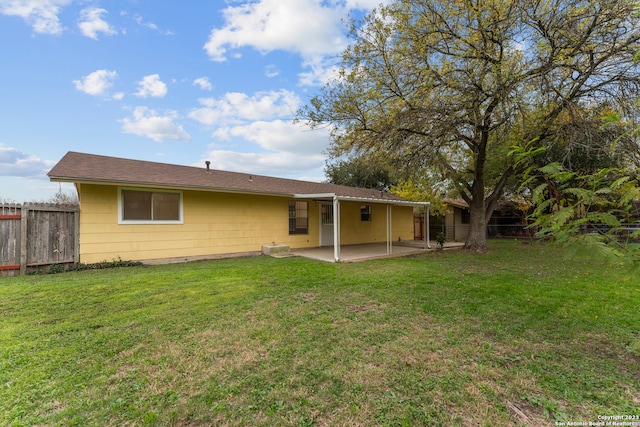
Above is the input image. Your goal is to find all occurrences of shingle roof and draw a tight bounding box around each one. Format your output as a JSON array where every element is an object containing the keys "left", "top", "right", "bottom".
[{"left": 48, "top": 152, "right": 426, "bottom": 205}]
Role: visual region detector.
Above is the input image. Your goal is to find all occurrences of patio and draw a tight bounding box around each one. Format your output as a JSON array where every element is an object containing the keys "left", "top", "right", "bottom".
[{"left": 290, "top": 240, "right": 464, "bottom": 263}]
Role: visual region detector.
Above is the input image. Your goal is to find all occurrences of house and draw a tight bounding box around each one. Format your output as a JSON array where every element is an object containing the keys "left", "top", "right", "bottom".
[
  {"left": 415, "top": 198, "right": 533, "bottom": 242},
  {"left": 441, "top": 198, "right": 471, "bottom": 241},
  {"left": 414, "top": 198, "right": 469, "bottom": 242},
  {"left": 48, "top": 152, "right": 430, "bottom": 264}
]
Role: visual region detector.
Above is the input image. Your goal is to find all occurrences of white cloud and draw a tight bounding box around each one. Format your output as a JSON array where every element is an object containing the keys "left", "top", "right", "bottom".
[
  {"left": 199, "top": 150, "right": 325, "bottom": 178},
  {"left": 344, "top": 0, "right": 388, "bottom": 8},
  {"left": 213, "top": 120, "right": 328, "bottom": 155},
  {"left": 203, "top": 120, "right": 330, "bottom": 178},
  {"left": 202, "top": 0, "right": 391, "bottom": 86},
  {"left": 77, "top": 7, "right": 116, "bottom": 39},
  {"left": 193, "top": 77, "right": 212, "bottom": 91},
  {"left": 134, "top": 14, "right": 157, "bottom": 30},
  {"left": 120, "top": 107, "right": 191, "bottom": 142},
  {"left": 203, "top": 0, "right": 348, "bottom": 62},
  {"left": 0, "top": 144, "right": 54, "bottom": 178},
  {"left": 73, "top": 69, "right": 118, "bottom": 96},
  {"left": 265, "top": 64, "right": 279, "bottom": 78},
  {"left": 135, "top": 74, "right": 167, "bottom": 98},
  {"left": 0, "top": 0, "right": 72, "bottom": 34},
  {"left": 298, "top": 56, "right": 342, "bottom": 87},
  {"left": 133, "top": 14, "right": 174, "bottom": 35},
  {"left": 188, "top": 89, "right": 300, "bottom": 126},
  {"left": 189, "top": 88, "right": 329, "bottom": 178}
]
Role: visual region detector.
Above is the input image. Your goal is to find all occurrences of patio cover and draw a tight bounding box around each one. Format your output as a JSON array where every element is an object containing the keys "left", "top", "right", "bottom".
[{"left": 294, "top": 193, "right": 431, "bottom": 262}]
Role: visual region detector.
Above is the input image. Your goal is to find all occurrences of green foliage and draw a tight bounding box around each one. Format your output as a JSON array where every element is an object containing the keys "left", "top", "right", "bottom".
[
  {"left": 538, "top": 104, "right": 633, "bottom": 176},
  {"left": 324, "top": 156, "right": 396, "bottom": 190},
  {"left": 298, "top": 0, "right": 640, "bottom": 250},
  {"left": 33, "top": 258, "right": 144, "bottom": 275},
  {"left": 71, "top": 258, "right": 144, "bottom": 272},
  {"left": 390, "top": 175, "right": 448, "bottom": 215},
  {"left": 47, "top": 263, "right": 66, "bottom": 274},
  {"left": 518, "top": 156, "right": 640, "bottom": 266}
]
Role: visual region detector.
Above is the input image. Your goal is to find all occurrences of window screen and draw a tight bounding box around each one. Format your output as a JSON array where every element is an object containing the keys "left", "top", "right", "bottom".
[
  {"left": 360, "top": 205, "right": 372, "bottom": 221},
  {"left": 122, "top": 189, "right": 181, "bottom": 222},
  {"left": 289, "top": 201, "right": 308, "bottom": 234}
]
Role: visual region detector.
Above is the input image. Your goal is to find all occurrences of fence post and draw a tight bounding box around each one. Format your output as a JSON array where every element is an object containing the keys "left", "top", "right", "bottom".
[{"left": 19, "top": 205, "right": 28, "bottom": 275}]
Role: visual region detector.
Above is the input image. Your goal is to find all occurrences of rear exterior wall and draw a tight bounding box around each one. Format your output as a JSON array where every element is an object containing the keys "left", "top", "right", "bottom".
[{"left": 76, "top": 184, "right": 414, "bottom": 263}]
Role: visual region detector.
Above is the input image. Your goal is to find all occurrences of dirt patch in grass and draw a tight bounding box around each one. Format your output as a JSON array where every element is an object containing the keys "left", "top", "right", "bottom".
[{"left": 506, "top": 398, "right": 547, "bottom": 426}]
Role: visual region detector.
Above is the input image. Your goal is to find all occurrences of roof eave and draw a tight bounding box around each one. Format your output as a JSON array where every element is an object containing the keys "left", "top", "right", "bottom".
[
  {"left": 293, "top": 192, "right": 429, "bottom": 207},
  {"left": 50, "top": 176, "right": 429, "bottom": 206},
  {"left": 336, "top": 195, "right": 429, "bottom": 207},
  {"left": 48, "top": 176, "right": 294, "bottom": 198}
]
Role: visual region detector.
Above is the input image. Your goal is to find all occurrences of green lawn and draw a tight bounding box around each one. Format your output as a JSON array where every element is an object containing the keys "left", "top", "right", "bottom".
[{"left": 1, "top": 240, "right": 638, "bottom": 426}]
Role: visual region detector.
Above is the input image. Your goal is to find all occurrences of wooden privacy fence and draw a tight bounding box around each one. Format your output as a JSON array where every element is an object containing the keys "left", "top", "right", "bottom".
[{"left": 0, "top": 203, "right": 79, "bottom": 277}]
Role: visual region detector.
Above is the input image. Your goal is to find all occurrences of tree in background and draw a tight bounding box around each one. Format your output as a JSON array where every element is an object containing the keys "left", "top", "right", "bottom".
[
  {"left": 512, "top": 107, "right": 640, "bottom": 267},
  {"left": 0, "top": 191, "right": 78, "bottom": 205},
  {"left": 516, "top": 158, "right": 640, "bottom": 266},
  {"left": 535, "top": 104, "right": 635, "bottom": 175},
  {"left": 47, "top": 191, "right": 79, "bottom": 205},
  {"left": 324, "top": 155, "right": 397, "bottom": 191},
  {"left": 298, "top": 0, "right": 640, "bottom": 251}
]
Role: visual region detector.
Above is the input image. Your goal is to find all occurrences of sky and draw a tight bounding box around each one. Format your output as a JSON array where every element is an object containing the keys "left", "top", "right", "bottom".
[{"left": 0, "top": 0, "right": 387, "bottom": 202}]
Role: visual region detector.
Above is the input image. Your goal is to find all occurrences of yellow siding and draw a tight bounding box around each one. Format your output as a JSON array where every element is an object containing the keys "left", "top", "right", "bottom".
[
  {"left": 339, "top": 203, "right": 414, "bottom": 244},
  {"left": 76, "top": 184, "right": 415, "bottom": 263}
]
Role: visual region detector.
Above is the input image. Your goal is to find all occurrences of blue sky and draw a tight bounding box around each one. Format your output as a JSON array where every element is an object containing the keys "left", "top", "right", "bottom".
[{"left": 0, "top": 0, "right": 385, "bottom": 202}]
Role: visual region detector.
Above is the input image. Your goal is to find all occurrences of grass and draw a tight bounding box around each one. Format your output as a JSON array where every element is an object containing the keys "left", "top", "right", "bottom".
[{"left": 1, "top": 240, "right": 638, "bottom": 426}]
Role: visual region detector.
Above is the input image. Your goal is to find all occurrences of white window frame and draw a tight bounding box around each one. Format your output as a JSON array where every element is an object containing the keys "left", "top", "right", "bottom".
[{"left": 118, "top": 187, "right": 184, "bottom": 225}]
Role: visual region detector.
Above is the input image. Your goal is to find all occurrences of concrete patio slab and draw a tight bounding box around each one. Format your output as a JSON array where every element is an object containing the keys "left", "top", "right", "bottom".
[{"left": 291, "top": 240, "right": 464, "bottom": 263}]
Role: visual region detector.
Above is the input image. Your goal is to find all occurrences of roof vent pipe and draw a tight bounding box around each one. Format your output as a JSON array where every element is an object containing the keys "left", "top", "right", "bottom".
[{"left": 205, "top": 161, "right": 210, "bottom": 170}]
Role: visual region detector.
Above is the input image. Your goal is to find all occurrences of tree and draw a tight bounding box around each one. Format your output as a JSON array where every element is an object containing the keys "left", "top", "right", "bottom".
[
  {"left": 505, "top": 102, "right": 637, "bottom": 199},
  {"left": 536, "top": 104, "right": 635, "bottom": 175},
  {"left": 511, "top": 105, "right": 640, "bottom": 268},
  {"left": 390, "top": 174, "right": 449, "bottom": 215},
  {"left": 47, "top": 191, "right": 79, "bottom": 205},
  {"left": 518, "top": 160, "right": 640, "bottom": 267},
  {"left": 324, "top": 156, "right": 397, "bottom": 190},
  {"left": 298, "top": 0, "right": 640, "bottom": 251}
]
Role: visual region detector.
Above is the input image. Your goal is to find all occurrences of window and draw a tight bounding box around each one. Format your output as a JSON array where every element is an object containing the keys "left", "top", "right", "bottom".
[
  {"left": 360, "top": 205, "right": 372, "bottom": 221},
  {"left": 289, "top": 201, "right": 308, "bottom": 234},
  {"left": 461, "top": 209, "right": 470, "bottom": 224},
  {"left": 321, "top": 203, "right": 333, "bottom": 226},
  {"left": 120, "top": 188, "right": 182, "bottom": 224}
]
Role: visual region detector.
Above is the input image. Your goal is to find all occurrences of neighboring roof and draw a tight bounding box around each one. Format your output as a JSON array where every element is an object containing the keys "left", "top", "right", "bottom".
[
  {"left": 49, "top": 152, "right": 428, "bottom": 206},
  {"left": 443, "top": 198, "right": 469, "bottom": 209}
]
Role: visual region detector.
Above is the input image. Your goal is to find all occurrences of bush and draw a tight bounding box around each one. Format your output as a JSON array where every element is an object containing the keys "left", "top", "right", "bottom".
[{"left": 71, "top": 257, "right": 143, "bottom": 272}]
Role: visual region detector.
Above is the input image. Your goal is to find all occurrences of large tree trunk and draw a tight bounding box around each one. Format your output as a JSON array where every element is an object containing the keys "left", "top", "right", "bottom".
[
  {"left": 465, "top": 198, "right": 488, "bottom": 251},
  {"left": 462, "top": 137, "right": 504, "bottom": 252}
]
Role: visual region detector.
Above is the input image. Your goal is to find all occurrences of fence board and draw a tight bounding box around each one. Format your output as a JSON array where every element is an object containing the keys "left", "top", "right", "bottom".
[
  {"left": 1, "top": 203, "right": 79, "bottom": 277},
  {"left": 0, "top": 215, "right": 20, "bottom": 272}
]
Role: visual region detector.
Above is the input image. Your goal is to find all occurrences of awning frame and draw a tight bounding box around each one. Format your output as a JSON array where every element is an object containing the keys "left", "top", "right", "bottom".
[{"left": 294, "top": 193, "right": 431, "bottom": 262}]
